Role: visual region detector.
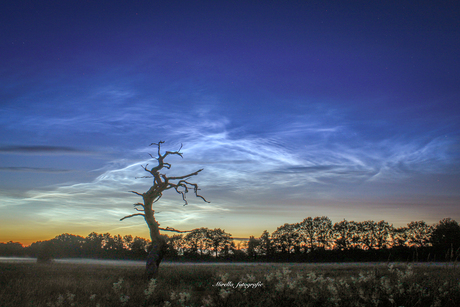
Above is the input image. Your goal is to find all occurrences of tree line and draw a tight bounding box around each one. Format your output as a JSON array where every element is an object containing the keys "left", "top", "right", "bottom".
[{"left": 1, "top": 217, "right": 460, "bottom": 262}]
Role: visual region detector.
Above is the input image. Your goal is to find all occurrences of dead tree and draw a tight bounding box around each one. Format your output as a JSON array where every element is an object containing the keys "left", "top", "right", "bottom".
[{"left": 121, "top": 141, "right": 209, "bottom": 279}]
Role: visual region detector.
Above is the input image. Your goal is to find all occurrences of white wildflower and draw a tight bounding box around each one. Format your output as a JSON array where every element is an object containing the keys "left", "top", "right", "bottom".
[
  {"left": 265, "top": 272, "right": 274, "bottom": 282},
  {"left": 178, "top": 292, "right": 190, "bottom": 305},
  {"left": 219, "top": 273, "right": 230, "bottom": 283},
  {"left": 327, "top": 283, "right": 338, "bottom": 296},
  {"left": 112, "top": 278, "right": 123, "bottom": 294},
  {"left": 56, "top": 294, "right": 65, "bottom": 307},
  {"left": 144, "top": 279, "right": 157, "bottom": 299},
  {"left": 388, "top": 264, "right": 395, "bottom": 272},
  {"left": 275, "top": 281, "right": 284, "bottom": 292},
  {"left": 202, "top": 295, "right": 214, "bottom": 306},
  {"left": 66, "top": 292, "right": 75, "bottom": 301},
  {"left": 119, "top": 294, "right": 130, "bottom": 306},
  {"left": 306, "top": 271, "right": 317, "bottom": 281},
  {"left": 66, "top": 292, "right": 75, "bottom": 307},
  {"left": 219, "top": 288, "right": 231, "bottom": 299}
]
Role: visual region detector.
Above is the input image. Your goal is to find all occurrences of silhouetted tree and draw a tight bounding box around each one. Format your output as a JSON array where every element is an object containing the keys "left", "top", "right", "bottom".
[
  {"left": 431, "top": 218, "right": 460, "bottom": 260},
  {"left": 357, "top": 220, "right": 392, "bottom": 250},
  {"left": 297, "top": 217, "right": 332, "bottom": 252},
  {"left": 183, "top": 228, "right": 210, "bottom": 257},
  {"left": 102, "top": 233, "right": 125, "bottom": 258},
  {"left": 120, "top": 141, "right": 209, "bottom": 279},
  {"left": 167, "top": 234, "right": 184, "bottom": 257},
  {"left": 36, "top": 240, "right": 54, "bottom": 263},
  {"left": 123, "top": 235, "right": 134, "bottom": 249},
  {"left": 333, "top": 220, "right": 358, "bottom": 251},
  {"left": 83, "top": 232, "right": 104, "bottom": 258},
  {"left": 52, "top": 233, "right": 85, "bottom": 258},
  {"left": 246, "top": 236, "right": 260, "bottom": 259},
  {"left": 312, "top": 216, "right": 333, "bottom": 250},
  {"left": 207, "top": 228, "right": 233, "bottom": 258},
  {"left": 392, "top": 226, "right": 409, "bottom": 248},
  {"left": 130, "top": 236, "right": 150, "bottom": 258},
  {"left": 258, "top": 230, "right": 273, "bottom": 257},
  {"left": 405, "top": 221, "right": 432, "bottom": 248},
  {"left": 300, "top": 217, "right": 315, "bottom": 252},
  {"left": 272, "top": 223, "right": 299, "bottom": 254},
  {"left": 0, "top": 241, "right": 24, "bottom": 256},
  {"left": 223, "top": 241, "right": 235, "bottom": 258}
]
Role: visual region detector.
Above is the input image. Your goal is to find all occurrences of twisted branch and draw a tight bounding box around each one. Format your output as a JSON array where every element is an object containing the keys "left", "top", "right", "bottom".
[
  {"left": 159, "top": 226, "right": 197, "bottom": 233},
  {"left": 130, "top": 190, "right": 143, "bottom": 196},
  {"left": 120, "top": 213, "right": 145, "bottom": 221},
  {"left": 121, "top": 141, "right": 209, "bottom": 236}
]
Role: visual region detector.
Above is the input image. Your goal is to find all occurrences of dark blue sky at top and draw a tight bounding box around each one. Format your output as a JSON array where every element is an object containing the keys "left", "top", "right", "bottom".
[{"left": 1, "top": 1, "right": 459, "bottom": 242}]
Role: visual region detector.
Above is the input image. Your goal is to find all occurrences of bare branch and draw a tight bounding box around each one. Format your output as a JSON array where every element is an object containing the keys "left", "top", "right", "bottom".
[
  {"left": 135, "top": 176, "right": 152, "bottom": 179},
  {"left": 120, "top": 213, "right": 145, "bottom": 221},
  {"left": 168, "top": 169, "right": 203, "bottom": 180},
  {"left": 163, "top": 150, "right": 183, "bottom": 159},
  {"left": 130, "top": 191, "right": 143, "bottom": 196},
  {"left": 185, "top": 181, "right": 210, "bottom": 203},
  {"left": 163, "top": 143, "right": 184, "bottom": 159},
  {"left": 159, "top": 226, "right": 193, "bottom": 233},
  {"left": 196, "top": 193, "right": 209, "bottom": 203},
  {"left": 173, "top": 184, "right": 188, "bottom": 205},
  {"left": 163, "top": 162, "right": 171, "bottom": 169},
  {"left": 133, "top": 202, "right": 145, "bottom": 211},
  {"left": 150, "top": 141, "right": 164, "bottom": 148},
  {"left": 152, "top": 193, "right": 163, "bottom": 203},
  {"left": 158, "top": 225, "right": 204, "bottom": 233},
  {"left": 154, "top": 141, "right": 165, "bottom": 156}
]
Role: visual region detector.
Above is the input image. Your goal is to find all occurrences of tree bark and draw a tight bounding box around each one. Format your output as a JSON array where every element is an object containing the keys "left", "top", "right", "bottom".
[
  {"left": 145, "top": 236, "right": 167, "bottom": 280},
  {"left": 144, "top": 195, "right": 165, "bottom": 280}
]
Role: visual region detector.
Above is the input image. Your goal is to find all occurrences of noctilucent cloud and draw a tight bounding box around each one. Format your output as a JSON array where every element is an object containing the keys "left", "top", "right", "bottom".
[{"left": 1, "top": 1, "right": 459, "bottom": 245}]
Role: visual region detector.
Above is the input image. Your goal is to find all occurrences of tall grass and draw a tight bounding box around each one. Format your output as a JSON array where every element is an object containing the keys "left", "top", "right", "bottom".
[{"left": 0, "top": 262, "right": 459, "bottom": 306}]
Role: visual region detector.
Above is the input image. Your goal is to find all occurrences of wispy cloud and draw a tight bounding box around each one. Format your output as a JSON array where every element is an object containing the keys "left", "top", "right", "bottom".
[
  {"left": 1, "top": 86, "right": 458, "bottom": 237},
  {"left": 0, "top": 104, "right": 458, "bottom": 240},
  {"left": 154, "top": 111, "right": 459, "bottom": 194},
  {"left": 0, "top": 145, "right": 92, "bottom": 155},
  {"left": 0, "top": 167, "right": 73, "bottom": 173}
]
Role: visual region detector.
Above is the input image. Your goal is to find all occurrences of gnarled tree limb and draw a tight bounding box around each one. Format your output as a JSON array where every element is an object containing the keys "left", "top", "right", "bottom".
[
  {"left": 121, "top": 141, "right": 209, "bottom": 233},
  {"left": 120, "top": 213, "right": 145, "bottom": 221},
  {"left": 121, "top": 141, "right": 209, "bottom": 278},
  {"left": 159, "top": 226, "right": 198, "bottom": 233}
]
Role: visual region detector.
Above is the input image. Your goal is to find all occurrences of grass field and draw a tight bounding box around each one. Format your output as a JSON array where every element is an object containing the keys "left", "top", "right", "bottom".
[{"left": 1, "top": 261, "right": 459, "bottom": 307}]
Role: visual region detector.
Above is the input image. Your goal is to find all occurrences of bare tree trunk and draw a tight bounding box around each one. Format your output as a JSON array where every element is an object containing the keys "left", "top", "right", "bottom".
[
  {"left": 146, "top": 236, "right": 167, "bottom": 280},
  {"left": 144, "top": 199, "right": 165, "bottom": 280},
  {"left": 120, "top": 141, "right": 209, "bottom": 279}
]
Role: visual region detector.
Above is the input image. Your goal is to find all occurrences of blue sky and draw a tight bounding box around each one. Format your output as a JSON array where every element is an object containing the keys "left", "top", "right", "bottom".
[{"left": 1, "top": 1, "right": 459, "bottom": 244}]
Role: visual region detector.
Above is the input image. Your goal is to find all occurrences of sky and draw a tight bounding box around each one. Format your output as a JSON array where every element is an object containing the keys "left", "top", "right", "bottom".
[{"left": 1, "top": 1, "right": 459, "bottom": 245}]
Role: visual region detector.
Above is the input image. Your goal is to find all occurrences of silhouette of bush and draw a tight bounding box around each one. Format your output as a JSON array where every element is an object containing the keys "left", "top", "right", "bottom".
[{"left": 37, "top": 241, "right": 54, "bottom": 263}]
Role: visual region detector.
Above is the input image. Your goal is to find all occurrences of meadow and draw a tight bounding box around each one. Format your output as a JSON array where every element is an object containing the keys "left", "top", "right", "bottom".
[{"left": 1, "top": 261, "right": 459, "bottom": 307}]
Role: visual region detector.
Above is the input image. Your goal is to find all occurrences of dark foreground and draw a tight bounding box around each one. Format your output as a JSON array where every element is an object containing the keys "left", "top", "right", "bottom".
[{"left": 1, "top": 261, "right": 459, "bottom": 307}]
